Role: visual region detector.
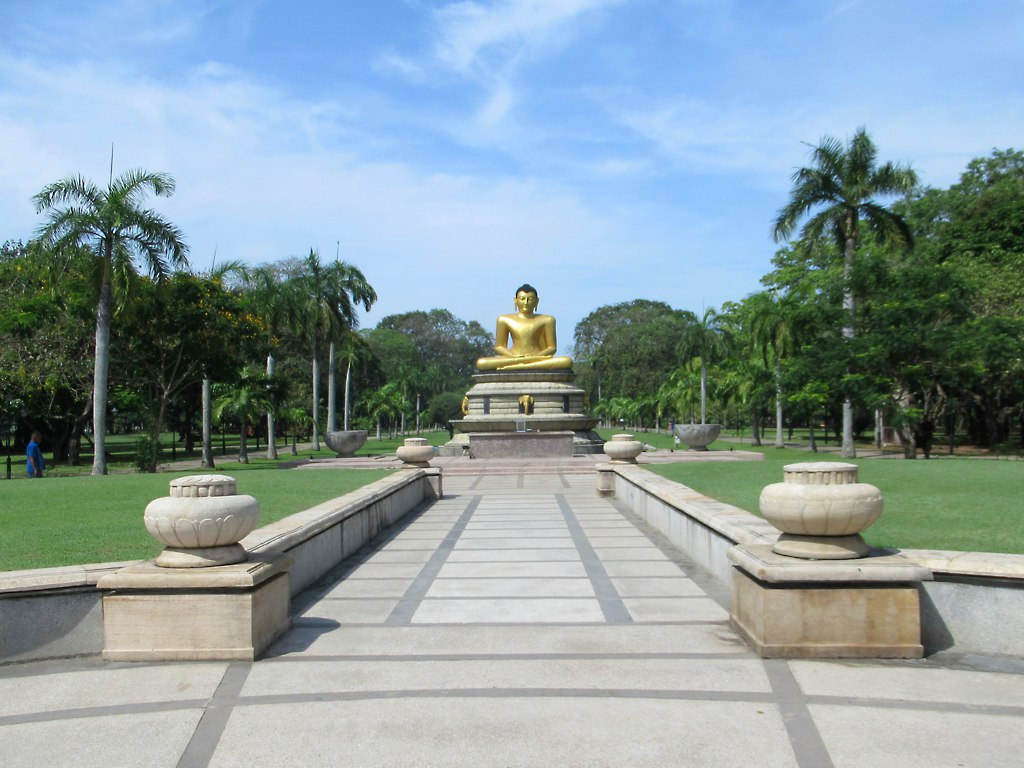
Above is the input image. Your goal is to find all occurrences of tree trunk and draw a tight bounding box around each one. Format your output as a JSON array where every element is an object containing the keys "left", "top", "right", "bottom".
[
  {"left": 774, "top": 360, "right": 784, "bottom": 448},
  {"left": 327, "top": 342, "right": 337, "bottom": 433},
  {"left": 751, "top": 409, "right": 762, "bottom": 446},
  {"left": 238, "top": 425, "right": 249, "bottom": 463},
  {"left": 343, "top": 361, "right": 352, "bottom": 431},
  {"left": 700, "top": 359, "right": 708, "bottom": 425},
  {"left": 266, "top": 355, "right": 278, "bottom": 460},
  {"left": 92, "top": 281, "right": 113, "bottom": 475},
  {"left": 202, "top": 378, "right": 214, "bottom": 468},
  {"left": 311, "top": 343, "right": 321, "bottom": 451},
  {"left": 808, "top": 421, "right": 818, "bottom": 453},
  {"left": 841, "top": 231, "right": 857, "bottom": 458}
]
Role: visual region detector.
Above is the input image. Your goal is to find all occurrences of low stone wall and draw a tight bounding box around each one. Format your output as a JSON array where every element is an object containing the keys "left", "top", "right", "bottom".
[
  {"left": 601, "top": 463, "right": 1024, "bottom": 660},
  {"left": 0, "top": 468, "right": 440, "bottom": 665}
]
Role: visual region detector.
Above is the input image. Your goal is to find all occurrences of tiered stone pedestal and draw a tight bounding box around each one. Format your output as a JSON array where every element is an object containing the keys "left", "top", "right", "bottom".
[
  {"left": 99, "top": 554, "right": 293, "bottom": 661},
  {"left": 728, "top": 545, "right": 931, "bottom": 659},
  {"left": 449, "top": 370, "right": 602, "bottom": 456}
]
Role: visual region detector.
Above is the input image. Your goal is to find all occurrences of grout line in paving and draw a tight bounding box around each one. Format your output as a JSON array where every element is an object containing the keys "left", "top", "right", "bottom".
[
  {"left": 385, "top": 495, "right": 482, "bottom": 625},
  {"left": 175, "top": 661, "right": 251, "bottom": 768},
  {"left": 556, "top": 494, "right": 633, "bottom": 623},
  {"left": 763, "top": 660, "right": 835, "bottom": 768}
]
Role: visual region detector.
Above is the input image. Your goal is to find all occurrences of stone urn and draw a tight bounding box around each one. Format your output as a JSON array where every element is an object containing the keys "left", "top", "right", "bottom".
[
  {"left": 143, "top": 475, "right": 260, "bottom": 568},
  {"left": 673, "top": 423, "right": 721, "bottom": 451},
  {"left": 397, "top": 437, "right": 434, "bottom": 467},
  {"left": 759, "top": 462, "right": 883, "bottom": 560},
  {"left": 324, "top": 429, "right": 368, "bottom": 458},
  {"left": 603, "top": 434, "right": 643, "bottom": 464}
]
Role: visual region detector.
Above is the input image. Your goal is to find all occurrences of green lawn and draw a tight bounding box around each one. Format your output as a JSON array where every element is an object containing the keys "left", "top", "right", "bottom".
[
  {"left": 645, "top": 446, "right": 1024, "bottom": 555},
  {"left": 0, "top": 467, "right": 391, "bottom": 571}
]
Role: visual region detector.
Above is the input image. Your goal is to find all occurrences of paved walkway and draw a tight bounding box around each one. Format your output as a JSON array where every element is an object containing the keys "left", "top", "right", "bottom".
[{"left": 2, "top": 471, "right": 1023, "bottom": 766}]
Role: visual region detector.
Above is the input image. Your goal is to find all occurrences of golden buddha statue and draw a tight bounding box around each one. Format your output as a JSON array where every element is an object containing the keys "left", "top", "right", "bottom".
[{"left": 475, "top": 284, "right": 574, "bottom": 371}]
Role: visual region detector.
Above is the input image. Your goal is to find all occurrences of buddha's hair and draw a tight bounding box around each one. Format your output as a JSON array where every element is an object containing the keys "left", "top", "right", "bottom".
[{"left": 515, "top": 284, "right": 538, "bottom": 297}]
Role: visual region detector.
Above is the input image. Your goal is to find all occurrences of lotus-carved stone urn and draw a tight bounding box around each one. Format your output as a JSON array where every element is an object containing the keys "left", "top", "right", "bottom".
[
  {"left": 397, "top": 437, "right": 434, "bottom": 467},
  {"left": 673, "top": 423, "right": 721, "bottom": 451},
  {"left": 759, "top": 462, "right": 883, "bottom": 560},
  {"left": 144, "top": 474, "right": 260, "bottom": 568},
  {"left": 324, "top": 429, "right": 368, "bottom": 458},
  {"left": 603, "top": 434, "right": 643, "bottom": 463}
]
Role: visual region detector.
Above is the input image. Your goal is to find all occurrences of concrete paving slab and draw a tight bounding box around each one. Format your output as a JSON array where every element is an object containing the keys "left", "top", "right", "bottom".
[
  {"left": 319, "top": 578, "right": 415, "bottom": 598},
  {"left": 621, "top": 597, "right": 731, "bottom": 622},
  {"left": 602, "top": 561, "right": 690, "bottom": 577},
  {"left": 611, "top": 577, "right": 708, "bottom": 597},
  {"left": 453, "top": 537, "right": 581, "bottom": 549},
  {"left": 790, "top": 660, "right": 1024, "bottom": 707},
  {"left": 267, "top": 623, "right": 749, "bottom": 658},
  {"left": 446, "top": 548, "right": 581, "bottom": 562},
  {"left": 437, "top": 561, "right": 588, "bottom": 579},
  {"left": 209, "top": 698, "right": 798, "bottom": 768},
  {"left": 341, "top": 562, "right": 428, "bottom": 579},
  {"left": 411, "top": 597, "right": 607, "bottom": 623},
  {"left": 592, "top": 546, "right": 671, "bottom": 561},
  {"left": 299, "top": 598, "right": 400, "bottom": 623},
  {"left": 0, "top": 710, "right": 204, "bottom": 768},
  {"left": 242, "top": 657, "right": 774, "bottom": 696},
  {"left": 0, "top": 662, "right": 225, "bottom": 716},
  {"left": 808, "top": 704, "right": 1024, "bottom": 768},
  {"left": 425, "top": 577, "right": 596, "bottom": 598}
]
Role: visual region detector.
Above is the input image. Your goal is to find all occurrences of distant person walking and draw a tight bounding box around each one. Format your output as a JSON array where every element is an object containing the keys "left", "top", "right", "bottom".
[{"left": 26, "top": 431, "right": 45, "bottom": 478}]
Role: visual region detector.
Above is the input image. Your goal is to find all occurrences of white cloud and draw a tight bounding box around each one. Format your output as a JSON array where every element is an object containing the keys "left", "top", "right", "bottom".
[{"left": 431, "top": 0, "right": 624, "bottom": 75}]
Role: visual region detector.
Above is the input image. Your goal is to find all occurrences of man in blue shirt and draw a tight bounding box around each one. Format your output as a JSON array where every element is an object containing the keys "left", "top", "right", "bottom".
[{"left": 26, "top": 431, "right": 44, "bottom": 478}]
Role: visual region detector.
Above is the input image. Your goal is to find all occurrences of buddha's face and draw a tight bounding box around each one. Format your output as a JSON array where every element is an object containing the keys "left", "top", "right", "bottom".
[{"left": 514, "top": 290, "right": 539, "bottom": 315}]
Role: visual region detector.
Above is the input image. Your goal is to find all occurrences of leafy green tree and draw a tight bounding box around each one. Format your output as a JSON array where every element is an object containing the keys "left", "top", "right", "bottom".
[
  {"left": 288, "top": 250, "right": 376, "bottom": 450},
  {"left": 572, "top": 300, "right": 695, "bottom": 404},
  {"left": 212, "top": 366, "right": 285, "bottom": 464},
  {"left": 32, "top": 168, "right": 189, "bottom": 474},
  {"left": 772, "top": 128, "right": 917, "bottom": 457},
  {"left": 677, "top": 307, "right": 731, "bottom": 425},
  {"left": 0, "top": 240, "right": 95, "bottom": 462}
]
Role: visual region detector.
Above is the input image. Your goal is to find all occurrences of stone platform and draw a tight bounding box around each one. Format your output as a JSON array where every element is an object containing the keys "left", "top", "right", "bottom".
[{"left": 450, "top": 369, "right": 603, "bottom": 454}]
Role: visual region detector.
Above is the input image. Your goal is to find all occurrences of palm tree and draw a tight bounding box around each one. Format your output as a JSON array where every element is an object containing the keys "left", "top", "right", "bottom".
[
  {"left": 747, "top": 291, "right": 797, "bottom": 448},
  {"left": 771, "top": 127, "right": 917, "bottom": 457},
  {"left": 291, "top": 250, "right": 376, "bottom": 450},
  {"left": 33, "top": 169, "right": 189, "bottom": 474},
  {"left": 336, "top": 331, "right": 371, "bottom": 430},
  {"left": 245, "top": 264, "right": 295, "bottom": 460},
  {"left": 212, "top": 366, "right": 284, "bottom": 464},
  {"left": 677, "top": 308, "right": 729, "bottom": 425}
]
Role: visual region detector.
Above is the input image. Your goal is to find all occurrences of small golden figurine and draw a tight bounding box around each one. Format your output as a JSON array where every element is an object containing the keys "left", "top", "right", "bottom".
[{"left": 475, "top": 284, "right": 574, "bottom": 371}]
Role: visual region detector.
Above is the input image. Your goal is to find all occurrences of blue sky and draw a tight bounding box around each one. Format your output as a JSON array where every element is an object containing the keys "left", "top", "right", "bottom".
[{"left": 1, "top": 0, "right": 1021, "bottom": 353}]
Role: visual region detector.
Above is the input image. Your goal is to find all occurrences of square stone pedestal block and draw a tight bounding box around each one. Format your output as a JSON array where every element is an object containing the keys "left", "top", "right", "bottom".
[
  {"left": 99, "top": 553, "right": 293, "bottom": 661},
  {"left": 728, "top": 545, "right": 932, "bottom": 659},
  {"left": 469, "top": 431, "right": 574, "bottom": 458}
]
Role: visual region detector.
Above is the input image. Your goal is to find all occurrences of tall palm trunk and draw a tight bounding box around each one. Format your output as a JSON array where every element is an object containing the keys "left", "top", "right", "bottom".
[
  {"left": 92, "top": 280, "right": 113, "bottom": 475},
  {"left": 774, "top": 359, "right": 785, "bottom": 449},
  {"left": 202, "top": 377, "right": 214, "bottom": 468},
  {"left": 307, "top": 331, "right": 319, "bottom": 450},
  {"left": 343, "top": 361, "right": 352, "bottom": 430},
  {"left": 700, "top": 359, "right": 708, "bottom": 425},
  {"left": 841, "top": 230, "right": 857, "bottom": 458},
  {"left": 238, "top": 423, "right": 249, "bottom": 464},
  {"left": 327, "top": 342, "right": 337, "bottom": 432},
  {"left": 266, "top": 355, "right": 278, "bottom": 459}
]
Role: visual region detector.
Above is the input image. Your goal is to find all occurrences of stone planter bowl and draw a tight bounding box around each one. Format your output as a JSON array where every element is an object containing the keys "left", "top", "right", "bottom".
[
  {"left": 673, "top": 423, "right": 721, "bottom": 451},
  {"left": 397, "top": 437, "right": 435, "bottom": 467},
  {"left": 603, "top": 434, "right": 643, "bottom": 463},
  {"left": 144, "top": 475, "right": 259, "bottom": 568},
  {"left": 324, "top": 429, "right": 368, "bottom": 458},
  {"left": 759, "top": 462, "right": 883, "bottom": 560}
]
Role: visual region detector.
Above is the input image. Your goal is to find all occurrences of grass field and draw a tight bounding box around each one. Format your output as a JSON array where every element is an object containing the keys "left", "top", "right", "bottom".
[
  {"left": 0, "top": 467, "right": 392, "bottom": 571},
  {"left": 641, "top": 445, "right": 1024, "bottom": 555}
]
